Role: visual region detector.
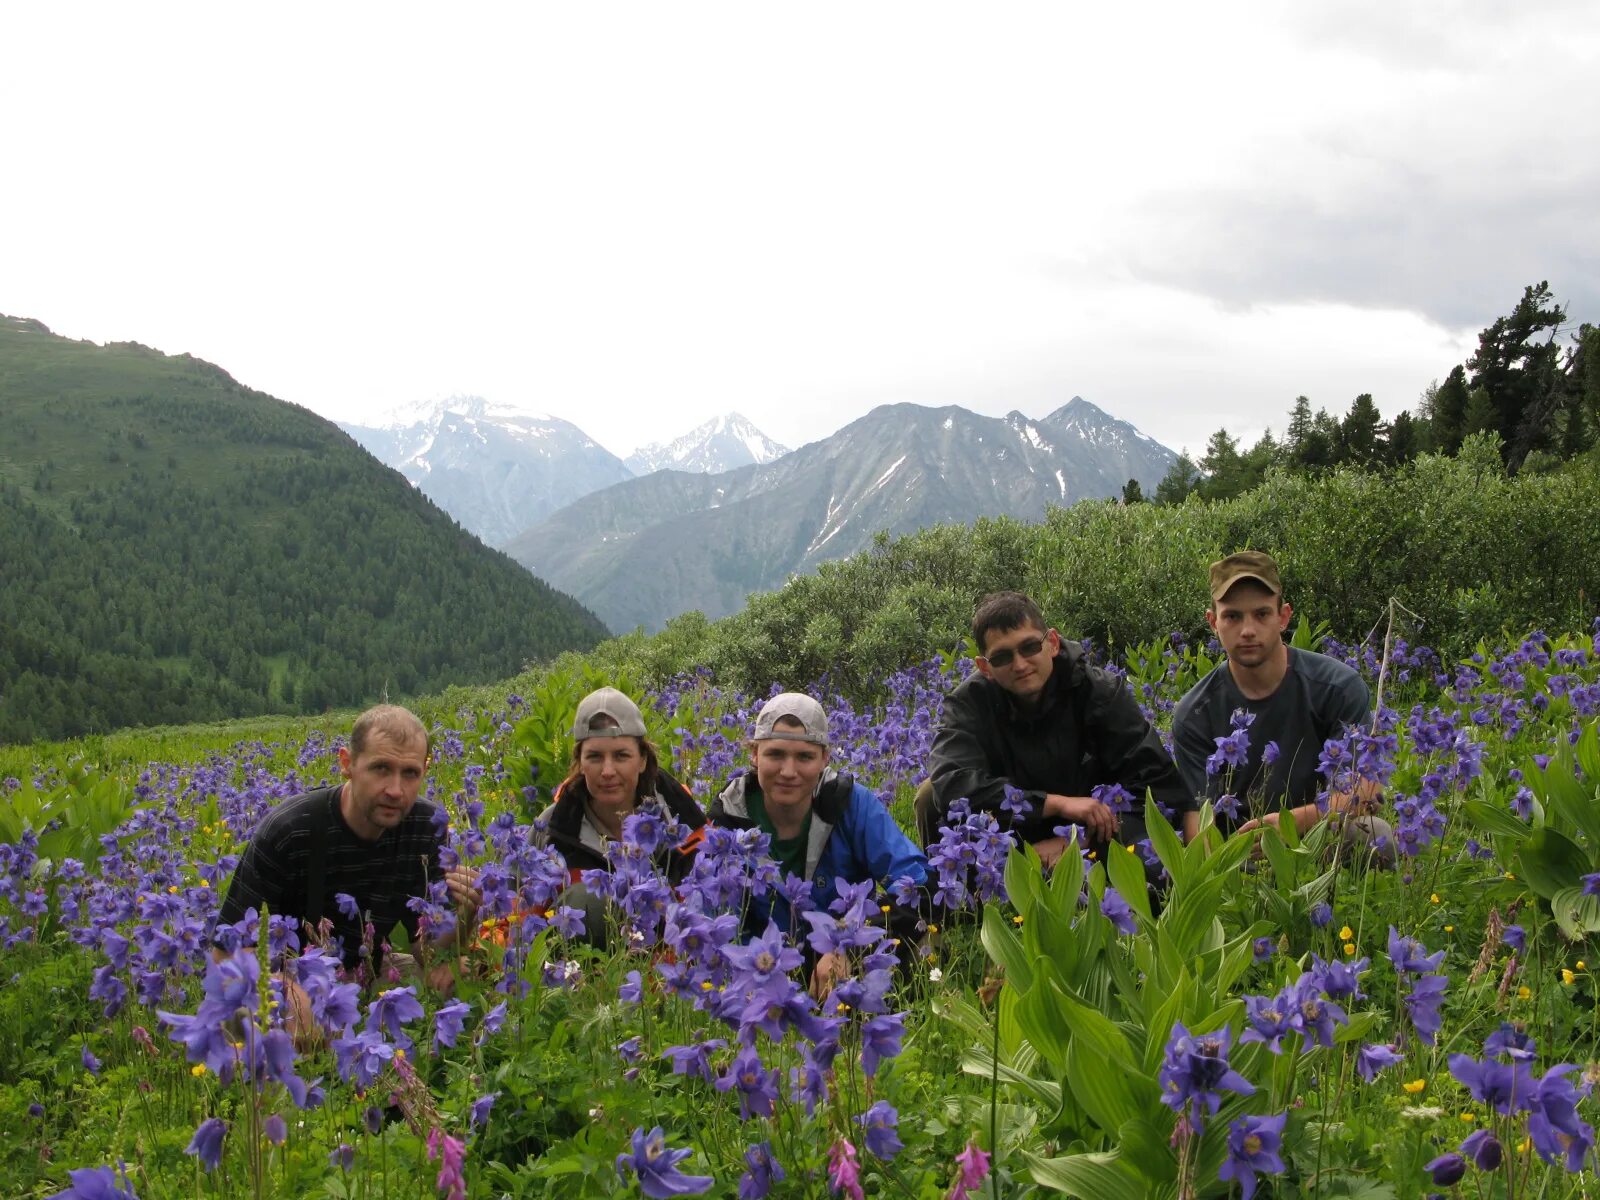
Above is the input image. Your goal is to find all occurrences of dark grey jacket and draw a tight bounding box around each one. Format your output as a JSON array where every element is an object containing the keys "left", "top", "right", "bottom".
[{"left": 929, "top": 643, "right": 1192, "bottom": 847}]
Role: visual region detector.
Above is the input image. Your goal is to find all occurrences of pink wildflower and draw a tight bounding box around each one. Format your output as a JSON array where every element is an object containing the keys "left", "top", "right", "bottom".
[
  {"left": 426, "top": 1126, "right": 468, "bottom": 1200},
  {"left": 828, "top": 1138, "right": 864, "bottom": 1200},
  {"left": 948, "top": 1141, "right": 992, "bottom": 1200}
]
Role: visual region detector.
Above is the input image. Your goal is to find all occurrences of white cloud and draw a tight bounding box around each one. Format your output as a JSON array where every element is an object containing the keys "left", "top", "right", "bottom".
[{"left": 0, "top": 2, "right": 1591, "bottom": 459}]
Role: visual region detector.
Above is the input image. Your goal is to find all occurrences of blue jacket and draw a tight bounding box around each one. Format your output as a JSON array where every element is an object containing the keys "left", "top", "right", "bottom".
[{"left": 707, "top": 770, "right": 929, "bottom": 944}]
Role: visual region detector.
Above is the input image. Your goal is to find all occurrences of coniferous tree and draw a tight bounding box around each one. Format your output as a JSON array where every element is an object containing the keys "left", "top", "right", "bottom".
[
  {"left": 1387, "top": 409, "right": 1421, "bottom": 465},
  {"left": 1430, "top": 366, "right": 1470, "bottom": 455},
  {"left": 1121, "top": 478, "right": 1144, "bottom": 504},
  {"left": 1339, "top": 393, "right": 1384, "bottom": 468},
  {"left": 1153, "top": 453, "right": 1201, "bottom": 505},
  {"left": 1198, "top": 429, "right": 1245, "bottom": 500},
  {"left": 1467, "top": 281, "right": 1567, "bottom": 471}
]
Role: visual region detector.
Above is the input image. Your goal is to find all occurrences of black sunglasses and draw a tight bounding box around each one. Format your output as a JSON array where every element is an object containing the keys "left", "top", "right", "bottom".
[{"left": 982, "top": 636, "right": 1046, "bottom": 670}]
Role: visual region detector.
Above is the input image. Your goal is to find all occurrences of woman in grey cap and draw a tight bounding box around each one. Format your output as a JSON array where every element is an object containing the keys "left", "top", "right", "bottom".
[{"left": 539, "top": 687, "right": 706, "bottom": 892}]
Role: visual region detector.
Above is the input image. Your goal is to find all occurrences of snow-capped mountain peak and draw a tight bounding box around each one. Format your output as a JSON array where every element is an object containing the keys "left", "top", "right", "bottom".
[{"left": 625, "top": 412, "right": 790, "bottom": 476}]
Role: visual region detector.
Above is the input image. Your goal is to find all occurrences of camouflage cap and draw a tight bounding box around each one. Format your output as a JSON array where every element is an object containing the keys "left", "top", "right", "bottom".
[{"left": 1209, "top": 550, "right": 1283, "bottom": 603}]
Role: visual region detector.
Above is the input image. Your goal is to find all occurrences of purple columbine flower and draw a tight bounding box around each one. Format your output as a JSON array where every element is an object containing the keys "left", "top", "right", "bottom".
[
  {"left": 1482, "top": 1022, "right": 1537, "bottom": 1062},
  {"left": 184, "top": 1117, "right": 227, "bottom": 1172},
  {"left": 43, "top": 1164, "right": 140, "bottom": 1199},
  {"left": 335, "top": 893, "right": 361, "bottom": 919},
  {"left": 468, "top": 1091, "right": 498, "bottom": 1129},
  {"left": 1448, "top": 1053, "right": 1533, "bottom": 1115},
  {"left": 1502, "top": 924, "right": 1526, "bottom": 953},
  {"left": 856, "top": 1101, "right": 903, "bottom": 1160},
  {"left": 1356, "top": 1043, "right": 1403, "bottom": 1082},
  {"left": 263, "top": 1113, "right": 288, "bottom": 1146},
  {"left": 1460, "top": 1128, "right": 1503, "bottom": 1171},
  {"left": 432, "top": 1000, "right": 471, "bottom": 1052},
  {"left": 1157, "top": 1022, "right": 1255, "bottom": 1131},
  {"left": 1528, "top": 1065, "right": 1596, "bottom": 1172},
  {"left": 81, "top": 1046, "right": 102, "bottom": 1077},
  {"left": 619, "top": 970, "right": 644, "bottom": 1004},
  {"left": 329, "top": 1144, "right": 356, "bottom": 1171},
  {"left": 662, "top": 1038, "right": 727, "bottom": 1083},
  {"left": 614, "top": 1126, "right": 713, "bottom": 1198},
  {"left": 1309, "top": 902, "right": 1333, "bottom": 929},
  {"left": 366, "top": 986, "right": 424, "bottom": 1049},
  {"left": 737, "top": 1141, "right": 785, "bottom": 1200},
  {"left": 1425, "top": 1152, "right": 1466, "bottom": 1186},
  {"left": 1218, "top": 1112, "right": 1286, "bottom": 1200},
  {"left": 1387, "top": 926, "right": 1445, "bottom": 975},
  {"left": 715, "top": 1045, "right": 780, "bottom": 1119},
  {"left": 1239, "top": 993, "right": 1295, "bottom": 1054},
  {"left": 859, "top": 1012, "right": 906, "bottom": 1077},
  {"left": 1402, "top": 974, "right": 1448, "bottom": 1046},
  {"left": 1100, "top": 886, "right": 1138, "bottom": 936},
  {"left": 1582, "top": 873, "right": 1600, "bottom": 897}
]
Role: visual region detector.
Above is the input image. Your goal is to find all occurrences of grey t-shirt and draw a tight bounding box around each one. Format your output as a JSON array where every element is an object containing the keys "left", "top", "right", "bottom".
[{"left": 1171, "top": 648, "right": 1370, "bottom": 832}]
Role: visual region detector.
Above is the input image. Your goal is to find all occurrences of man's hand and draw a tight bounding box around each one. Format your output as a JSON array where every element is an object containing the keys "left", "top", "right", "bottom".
[
  {"left": 444, "top": 867, "right": 481, "bottom": 914},
  {"left": 1234, "top": 812, "right": 1281, "bottom": 837},
  {"left": 1044, "top": 794, "right": 1119, "bottom": 843},
  {"left": 810, "top": 951, "right": 850, "bottom": 1002},
  {"left": 1031, "top": 836, "right": 1070, "bottom": 870}
]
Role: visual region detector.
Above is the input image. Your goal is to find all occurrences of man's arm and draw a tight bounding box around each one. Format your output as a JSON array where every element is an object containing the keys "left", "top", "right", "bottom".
[
  {"left": 928, "top": 688, "right": 1114, "bottom": 842},
  {"left": 213, "top": 833, "right": 291, "bottom": 943},
  {"left": 1238, "top": 670, "right": 1377, "bottom": 837},
  {"left": 1083, "top": 668, "right": 1194, "bottom": 830}
]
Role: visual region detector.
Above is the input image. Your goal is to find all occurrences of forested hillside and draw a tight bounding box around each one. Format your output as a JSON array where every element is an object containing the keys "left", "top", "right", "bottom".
[{"left": 0, "top": 316, "right": 608, "bottom": 743}]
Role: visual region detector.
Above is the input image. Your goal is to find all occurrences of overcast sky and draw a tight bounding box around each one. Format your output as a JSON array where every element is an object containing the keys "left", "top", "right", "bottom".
[{"left": 3, "top": 3, "right": 1595, "bottom": 458}]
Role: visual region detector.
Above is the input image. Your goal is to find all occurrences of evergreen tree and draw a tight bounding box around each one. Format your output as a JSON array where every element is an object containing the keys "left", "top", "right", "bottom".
[
  {"left": 1463, "top": 386, "right": 1499, "bottom": 438},
  {"left": 1467, "top": 281, "right": 1567, "bottom": 471},
  {"left": 1197, "top": 429, "right": 1245, "bottom": 500},
  {"left": 1285, "top": 396, "right": 1313, "bottom": 456},
  {"left": 1387, "top": 409, "right": 1420, "bottom": 465},
  {"left": 1339, "top": 393, "right": 1384, "bottom": 468},
  {"left": 1153, "top": 453, "right": 1201, "bottom": 505},
  {"left": 1431, "top": 366, "right": 1470, "bottom": 455},
  {"left": 1121, "top": 478, "right": 1144, "bottom": 504}
]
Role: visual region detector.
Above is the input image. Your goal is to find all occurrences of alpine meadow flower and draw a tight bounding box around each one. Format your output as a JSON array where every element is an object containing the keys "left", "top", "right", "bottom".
[
  {"left": 1158, "top": 1022, "right": 1255, "bottom": 1131},
  {"left": 1218, "top": 1112, "right": 1287, "bottom": 1200},
  {"left": 615, "top": 1126, "right": 714, "bottom": 1198},
  {"left": 827, "top": 1139, "right": 864, "bottom": 1200},
  {"left": 184, "top": 1117, "right": 227, "bottom": 1172},
  {"left": 856, "top": 1100, "right": 903, "bottom": 1160},
  {"left": 737, "top": 1141, "right": 785, "bottom": 1200}
]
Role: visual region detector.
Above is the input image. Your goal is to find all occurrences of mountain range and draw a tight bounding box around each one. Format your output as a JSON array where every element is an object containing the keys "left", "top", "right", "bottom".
[
  {"left": 503, "top": 398, "right": 1178, "bottom": 633},
  {"left": 625, "top": 412, "right": 788, "bottom": 475},
  {"left": 0, "top": 317, "right": 606, "bottom": 743},
  {"left": 343, "top": 403, "right": 788, "bottom": 547}
]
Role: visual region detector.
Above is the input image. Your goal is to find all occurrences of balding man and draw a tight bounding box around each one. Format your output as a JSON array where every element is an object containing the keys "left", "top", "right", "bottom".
[{"left": 214, "top": 704, "right": 479, "bottom": 980}]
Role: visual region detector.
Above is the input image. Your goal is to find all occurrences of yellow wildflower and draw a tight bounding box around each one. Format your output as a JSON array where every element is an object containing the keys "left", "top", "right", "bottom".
[
  {"left": 1338, "top": 925, "right": 1354, "bottom": 941},
  {"left": 1343, "top": 943, "right": 1356, "bottom": 956},
  {"left": 1403, "top": 1079, "right": 1427, "bottom": 1094}
]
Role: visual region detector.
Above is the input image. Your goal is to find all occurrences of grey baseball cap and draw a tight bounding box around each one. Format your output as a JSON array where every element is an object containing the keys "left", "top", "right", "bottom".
[
  {"left": 571, "top": 687, "right": 648, "bottom": 740},
  {"left": 752, "top": 693, "right": 830, "bottom": 745}
]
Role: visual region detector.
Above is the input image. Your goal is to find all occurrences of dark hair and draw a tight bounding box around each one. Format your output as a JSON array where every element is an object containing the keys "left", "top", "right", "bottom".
[
  {"left": 560, "top": 734, "right": 662, "bottom": 806},
  {"left": 350, "top": 704, "right": 431, "bottom": 760},
  {"left": 971, "top": 591, "right": 1047, "bottom": 653}
]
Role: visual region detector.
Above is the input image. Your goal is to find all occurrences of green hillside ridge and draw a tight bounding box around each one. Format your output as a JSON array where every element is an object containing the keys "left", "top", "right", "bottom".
[{"left": 0, "top": 315, "right": 608, "bottom": 744}]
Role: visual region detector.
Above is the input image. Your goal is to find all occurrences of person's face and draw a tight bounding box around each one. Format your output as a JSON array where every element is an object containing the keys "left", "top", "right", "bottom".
[
  {"left": 1207, "top": 581, "right": 1292, "bottom": 669},
  {"left": 975, "top": 623, "right": 1059, "bottom": 700},
  {"left": 751, "top": 736, "right": 829, "bottom": 811},
  {"left": 338, "top": 731, "right": 428, "bottom": 840},
  {"left": 580, "top": 736, "right": 646, "bottom": 812}
]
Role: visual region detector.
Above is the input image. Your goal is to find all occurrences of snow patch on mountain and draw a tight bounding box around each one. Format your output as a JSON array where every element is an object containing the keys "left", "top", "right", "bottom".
[{"left": 625, "top": 412, "right": 789, "bottom": 476}]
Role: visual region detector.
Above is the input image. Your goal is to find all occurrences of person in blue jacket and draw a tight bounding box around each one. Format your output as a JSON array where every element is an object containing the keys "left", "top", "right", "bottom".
[{"left": 707, "top": 692, "right": 930, "bottom": 997}]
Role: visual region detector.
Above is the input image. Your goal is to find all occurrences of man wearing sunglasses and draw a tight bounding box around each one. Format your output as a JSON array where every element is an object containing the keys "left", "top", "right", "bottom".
[{"left": 921, "top": 591, "right": 1191, "bottom": 868}]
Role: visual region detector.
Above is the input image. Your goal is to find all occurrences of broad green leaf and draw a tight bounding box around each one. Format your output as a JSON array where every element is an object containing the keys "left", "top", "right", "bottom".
[
  {"left": 981, "top": 903, "right": 1035, "bottom": 993},
  {"left": 1014, "top": 961, "right": 1070, "bottom": 1069},
  {"left": 1006, "top": 840, "right": 1047, "bottom": 916},
  {"left": 1162, "top": 873, "right": 1230, "bottom": 959},
  {"left": 1260, "top": 825, "right": 1297, "bottom": 888},
  {"left": 1462, "top": 798, "right": 1532, "bottom": 843},
  {"left": 1145, "top": 801, "right": 1188, "bottom": 890},
  {"left": 1516, "top": 828, "right": 1589, "bottom": 900},
  {"left": 1026, "top": 1149, "right": 1150, "bottom": 1200},
  {"left": 1550, "top": 886, "right": 1600, "bottom": 937},
  {"left": 1065, "top": 1032, "right": 1142, "bottom": 1134},
  {"left": 1536, "top": 760, "right": 1600, "bottom": 852},
  {"left": 961, "top": 1047, "right": 1062, "bottom": 1110},
  {"left": 1104, "top": 839, "right": 1153, "bottom": 922}
]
